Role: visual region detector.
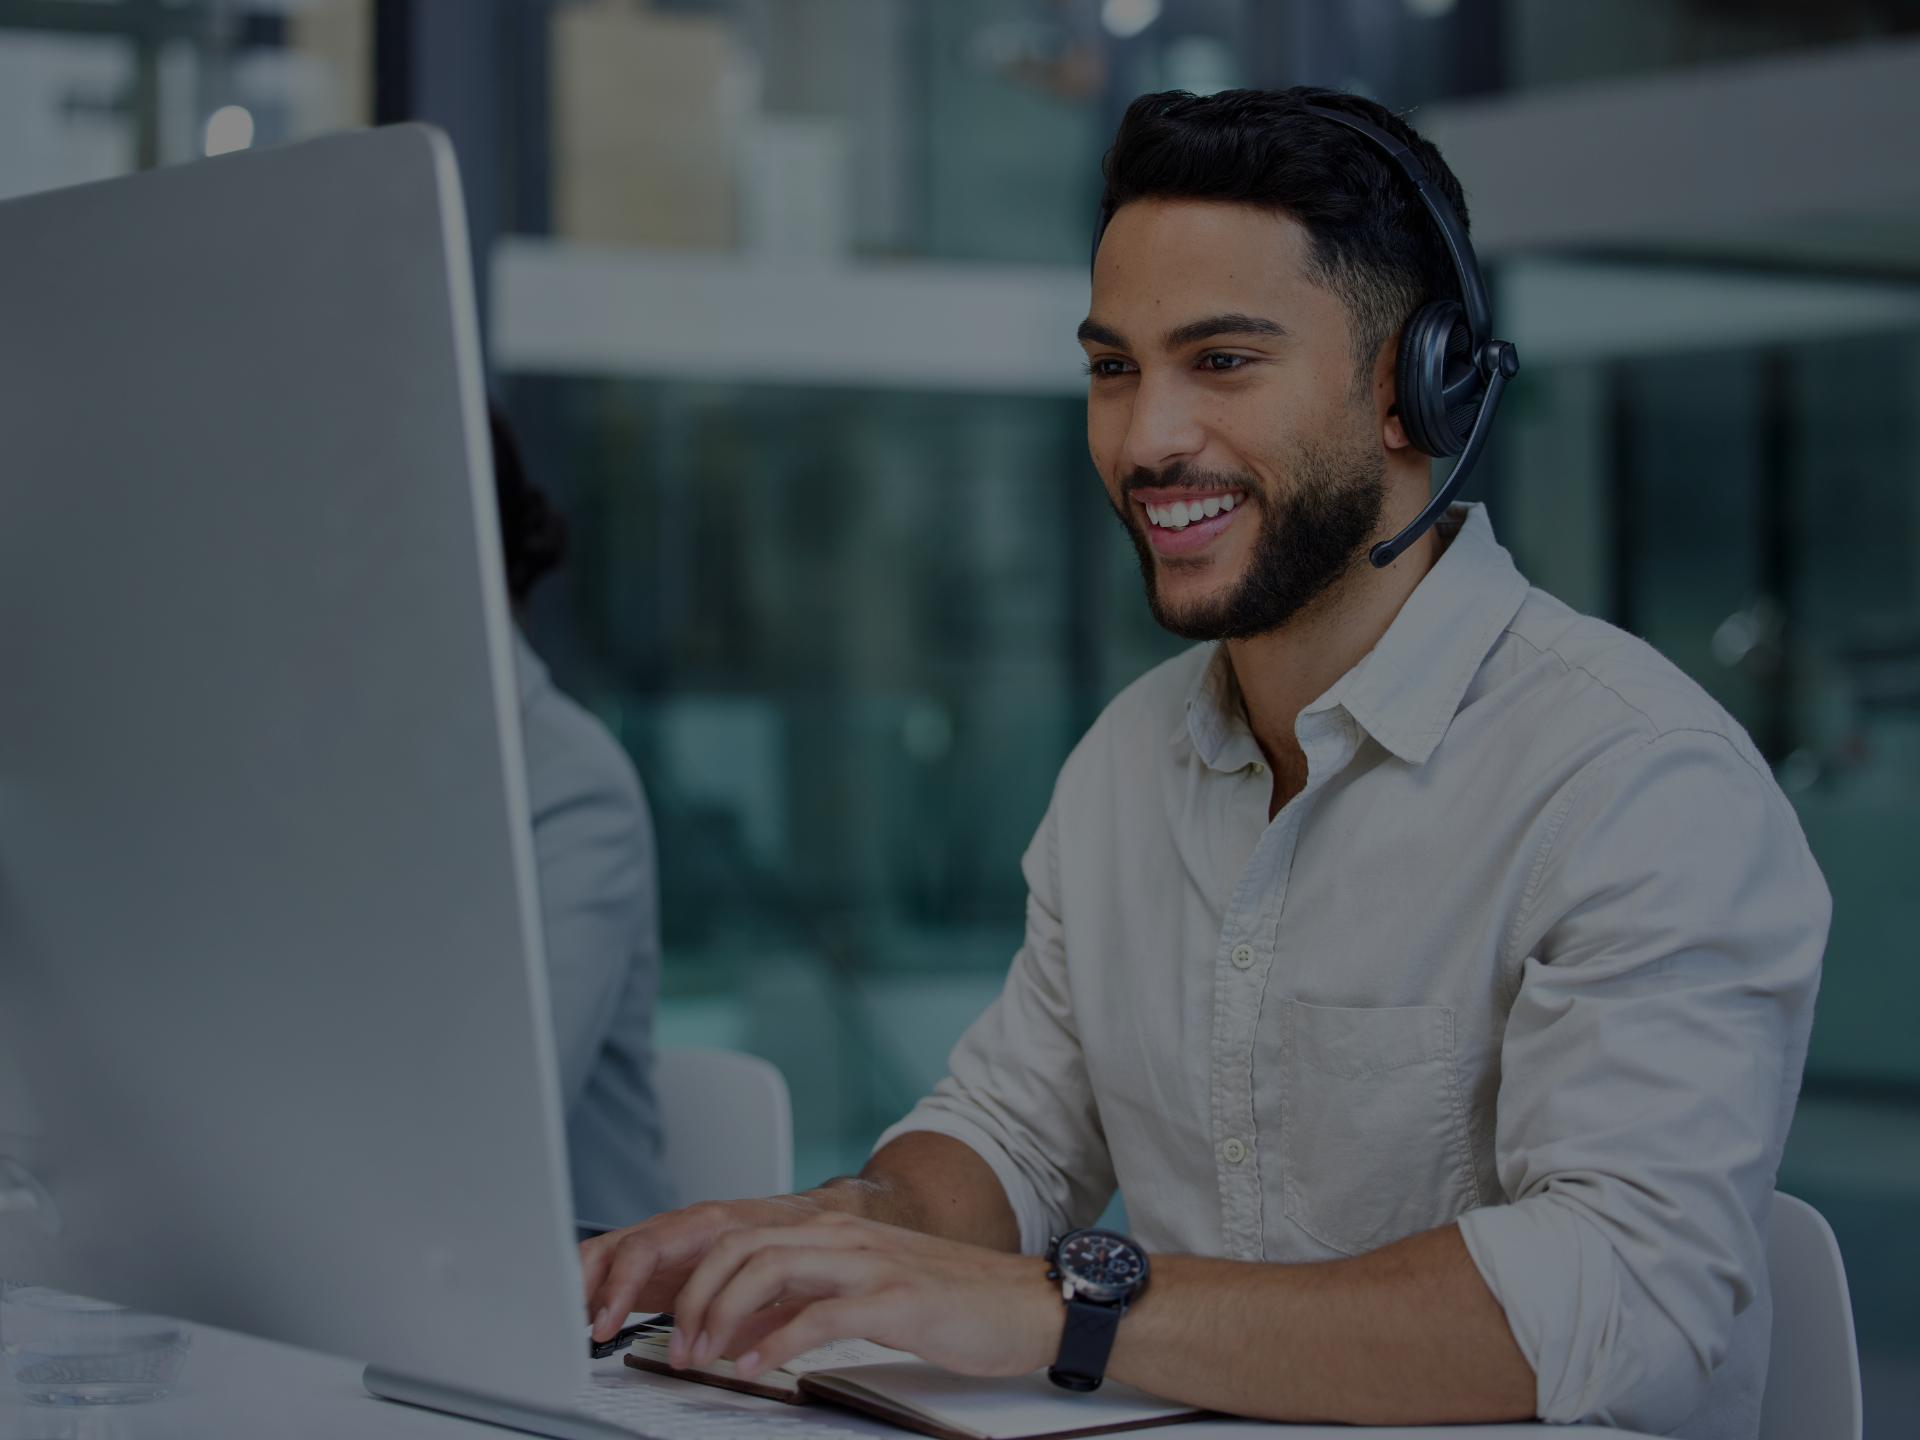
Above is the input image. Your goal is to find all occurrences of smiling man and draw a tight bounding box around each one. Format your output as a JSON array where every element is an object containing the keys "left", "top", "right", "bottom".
[{"left": 582, "top": 89, "right": 1827, "bottom": 1440}]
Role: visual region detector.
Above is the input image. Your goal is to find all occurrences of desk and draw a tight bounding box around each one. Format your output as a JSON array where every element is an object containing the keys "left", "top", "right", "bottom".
[{"left": 0, "top": 1317, "right": 1648, "bottom": 1439}]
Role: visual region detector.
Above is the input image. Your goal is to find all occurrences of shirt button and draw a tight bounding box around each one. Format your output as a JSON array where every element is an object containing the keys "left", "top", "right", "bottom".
[
  {"left": 1231, "top": 944, "right": 1255, "bottom": 970},
  {"left": 1250, "top": 762, "right": 1266, "bottom": 776},
  {"left": 1222, "top": 1137, "right": 1248, "bottom": 1165}
]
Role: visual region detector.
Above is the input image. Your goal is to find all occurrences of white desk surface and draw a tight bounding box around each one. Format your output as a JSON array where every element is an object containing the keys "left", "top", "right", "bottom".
[{"left": 0, "top": 1316, "right": 1646, "bottom": 1440}]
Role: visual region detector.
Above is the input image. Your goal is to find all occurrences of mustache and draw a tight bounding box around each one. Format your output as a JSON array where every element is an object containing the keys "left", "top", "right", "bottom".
[{"left": 1119, "top": 463, "right": 1258, "bottom": 499}]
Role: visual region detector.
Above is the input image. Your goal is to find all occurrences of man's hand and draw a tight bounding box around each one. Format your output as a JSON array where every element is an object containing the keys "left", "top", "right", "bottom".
[
  {"left": 664, "top": 1212, "right": 1059, "bottom": 1382},
  {"left": 582, "top": 1194, "right": 838, "bottom": 1342},
  {"left": 581, "top": 1134, "right": 1024, "bottom": 1345}
]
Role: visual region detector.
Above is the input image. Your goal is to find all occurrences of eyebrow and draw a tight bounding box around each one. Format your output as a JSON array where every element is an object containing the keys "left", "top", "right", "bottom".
[
  {"left": 1165, "top": 313, "right": 1289, "bottom": 348},
  {"left": 1075, "top": 312, "right": 1289, "bottom": 351}
]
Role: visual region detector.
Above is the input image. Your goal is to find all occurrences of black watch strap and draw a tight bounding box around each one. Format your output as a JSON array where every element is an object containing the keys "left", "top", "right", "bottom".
[{"left": 1048, "top": 1295, "right": 1124, "bottom": 1392}]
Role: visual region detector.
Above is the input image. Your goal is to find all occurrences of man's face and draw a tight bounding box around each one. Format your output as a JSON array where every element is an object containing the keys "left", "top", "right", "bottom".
[{"left": 1080, "top": 199, "right": 1390, "bottom": 640}]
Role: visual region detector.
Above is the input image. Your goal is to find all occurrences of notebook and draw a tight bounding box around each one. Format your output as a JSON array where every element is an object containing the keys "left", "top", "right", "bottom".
[{"left": 622, "top": 1333, "right": 1206, "bottom": 1440}]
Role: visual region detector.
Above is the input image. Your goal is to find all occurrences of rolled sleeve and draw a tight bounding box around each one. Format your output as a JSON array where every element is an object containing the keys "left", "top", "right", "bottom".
[
  {"left": 876, "top": 796, "right": 1116, "bottom": 1253},
  {"left": 1460, "top": 728, "right": 1828, "bottom": 1433}
]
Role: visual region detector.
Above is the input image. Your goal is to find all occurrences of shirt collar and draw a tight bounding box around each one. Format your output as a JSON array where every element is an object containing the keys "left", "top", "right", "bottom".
[
  {"left": 1178, "top": 643, "right": 1266, "bottom": 773},
  {"left": 1180, "top": 503, "right": 1530, "bottom": 770}
]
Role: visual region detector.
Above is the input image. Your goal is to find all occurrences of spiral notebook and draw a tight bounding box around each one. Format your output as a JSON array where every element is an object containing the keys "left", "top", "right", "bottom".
[{"left": 622, "top": 1333, "right": 1206, "bottom": 1440}]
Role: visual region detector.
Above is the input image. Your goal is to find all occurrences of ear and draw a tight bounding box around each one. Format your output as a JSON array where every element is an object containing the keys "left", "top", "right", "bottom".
[{"left": 1373, "top": 333, "right": 1412, "bottom": 452}]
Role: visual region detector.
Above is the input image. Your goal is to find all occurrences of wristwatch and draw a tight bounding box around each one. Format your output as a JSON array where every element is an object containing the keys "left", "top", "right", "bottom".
[{"left": 1044, "top": 1228, "right": 1150, "bottom": 1392}]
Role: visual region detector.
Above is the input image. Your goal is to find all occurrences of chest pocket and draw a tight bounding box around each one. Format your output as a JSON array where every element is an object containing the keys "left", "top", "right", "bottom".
[{"left": 1277, "top": 999, "right": 1481, "bottom": 1256}]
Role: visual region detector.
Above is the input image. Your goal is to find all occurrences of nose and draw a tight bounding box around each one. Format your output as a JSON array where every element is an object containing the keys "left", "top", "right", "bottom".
[{"left": 1117, "top": 375, "right": 1206, "bottom": 476}]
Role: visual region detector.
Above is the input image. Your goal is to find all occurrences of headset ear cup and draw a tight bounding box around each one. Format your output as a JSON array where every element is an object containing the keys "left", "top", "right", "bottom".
[{"left": 1395, "top": 302, "right": 1476, "bottom": 458}]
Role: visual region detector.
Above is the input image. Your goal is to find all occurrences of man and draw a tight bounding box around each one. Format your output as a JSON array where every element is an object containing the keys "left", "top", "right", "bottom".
[
  {"left": 581, "top": 89, "right": 1826, "bottom": 1438},
  {"left": 493, "top": 407, "right": 673, "bottom": 1227}
]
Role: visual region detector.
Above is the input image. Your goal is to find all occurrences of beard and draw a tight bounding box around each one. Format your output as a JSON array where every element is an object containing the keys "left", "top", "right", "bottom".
[{"left": 1113, "top": 432, "right": 1388, "bottom": 642}]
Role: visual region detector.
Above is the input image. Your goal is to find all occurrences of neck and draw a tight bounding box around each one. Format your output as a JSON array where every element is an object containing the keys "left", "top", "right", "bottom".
[{"left": 1223, "top": 513, "right": 1446, "bottom": 809}]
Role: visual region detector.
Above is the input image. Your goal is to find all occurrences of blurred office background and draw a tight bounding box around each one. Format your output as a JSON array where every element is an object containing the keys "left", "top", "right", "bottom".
[{"left": 4, "top": 0, "right": 1917, "bottom": 1429}]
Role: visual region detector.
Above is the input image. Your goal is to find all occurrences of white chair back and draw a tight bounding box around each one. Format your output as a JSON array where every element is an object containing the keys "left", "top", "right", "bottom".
[
  {"left": 654, "top": 1047, "right": 794, "bottom": 1204},
  {"left": 1760, "top": 1192, "right": 1862, "bottom": 1440}
]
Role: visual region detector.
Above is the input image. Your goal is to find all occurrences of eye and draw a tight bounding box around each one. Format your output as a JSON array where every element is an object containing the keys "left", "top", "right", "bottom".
[
  {"left": 1083, "top": 356, "right": 1135, "bottom": 379},
  {"left": 1200, "top": 352, "right": 1250, "bottom": 373}
]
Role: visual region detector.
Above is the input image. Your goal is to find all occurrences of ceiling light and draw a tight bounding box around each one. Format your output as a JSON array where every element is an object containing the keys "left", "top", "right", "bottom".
[{"left": 1101, "top": 0, "right": 1162, "bottom": 40}]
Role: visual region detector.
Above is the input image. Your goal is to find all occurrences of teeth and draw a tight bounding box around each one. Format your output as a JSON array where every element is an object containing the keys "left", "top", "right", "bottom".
[{"left": 1144, "top": 492, "right": 1244, "bottom": 530}]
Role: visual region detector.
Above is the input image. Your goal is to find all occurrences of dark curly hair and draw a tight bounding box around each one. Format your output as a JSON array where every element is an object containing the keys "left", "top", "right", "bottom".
[
  {"left": 489, "top": 404, "right": 568, "bottom": 606},
  {"left": 1096, "top": 86, "right": 1469, "bottom": 387}
]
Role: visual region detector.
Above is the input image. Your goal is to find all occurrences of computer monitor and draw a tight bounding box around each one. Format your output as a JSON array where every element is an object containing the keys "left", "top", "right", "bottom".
[{"left": 0, "top": 128, "right": 656, "bottom": 1437}]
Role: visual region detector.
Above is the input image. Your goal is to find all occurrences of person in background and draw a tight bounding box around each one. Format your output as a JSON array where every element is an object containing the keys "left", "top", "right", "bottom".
[{"left": 491, "top": 405, "right": 673, "bottom": 1228}]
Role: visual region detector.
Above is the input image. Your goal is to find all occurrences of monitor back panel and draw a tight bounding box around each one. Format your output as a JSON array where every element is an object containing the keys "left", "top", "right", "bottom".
[{"left": 0, "top": 127, "right": 583, "bottom": 1403}]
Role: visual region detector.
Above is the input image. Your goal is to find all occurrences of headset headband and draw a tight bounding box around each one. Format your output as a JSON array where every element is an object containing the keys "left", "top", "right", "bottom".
[{"left": 1299, "top": 105, "right": 1491, "bottom": 344}]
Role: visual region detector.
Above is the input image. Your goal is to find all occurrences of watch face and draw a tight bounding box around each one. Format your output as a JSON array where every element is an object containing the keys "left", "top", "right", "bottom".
[{"left": 1057, "top": 1230, "right": 1147, "bottom": 1301}]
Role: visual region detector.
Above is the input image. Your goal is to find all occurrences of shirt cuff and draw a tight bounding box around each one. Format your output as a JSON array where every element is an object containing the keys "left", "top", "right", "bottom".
[
  {"left": 1457, "top": 1199, "right": 1632, "bottom": 1425},
  {"left": 873, "top": 1109, "right": 1060, "bottom": 1255}
]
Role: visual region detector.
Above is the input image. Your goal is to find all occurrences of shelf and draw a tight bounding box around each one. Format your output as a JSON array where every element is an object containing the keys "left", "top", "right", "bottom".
[
  {"left": 1503, "top": 258, "right": 1920, "bottom": 364},
  {"left": 490, "top": 238, "right": 1091, "bottom": 395},
  {"left": 490, "top": 239, "right": 1920, "bottom": 393}
]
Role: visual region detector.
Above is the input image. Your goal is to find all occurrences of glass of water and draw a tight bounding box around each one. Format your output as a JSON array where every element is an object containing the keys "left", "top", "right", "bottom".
[{"left": 0, "top": 1284, "right": 191, "bottom": 1405}]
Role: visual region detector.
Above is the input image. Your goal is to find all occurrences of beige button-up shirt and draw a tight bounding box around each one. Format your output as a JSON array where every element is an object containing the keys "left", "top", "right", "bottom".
[{"left": 880, "top": 505, "right": 1828, "bottom": 1440}]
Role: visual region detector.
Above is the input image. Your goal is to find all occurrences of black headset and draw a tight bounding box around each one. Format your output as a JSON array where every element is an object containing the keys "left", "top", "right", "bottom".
[{"left": 1092, "top": 102, "right": 1519, "bottom": 570}]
